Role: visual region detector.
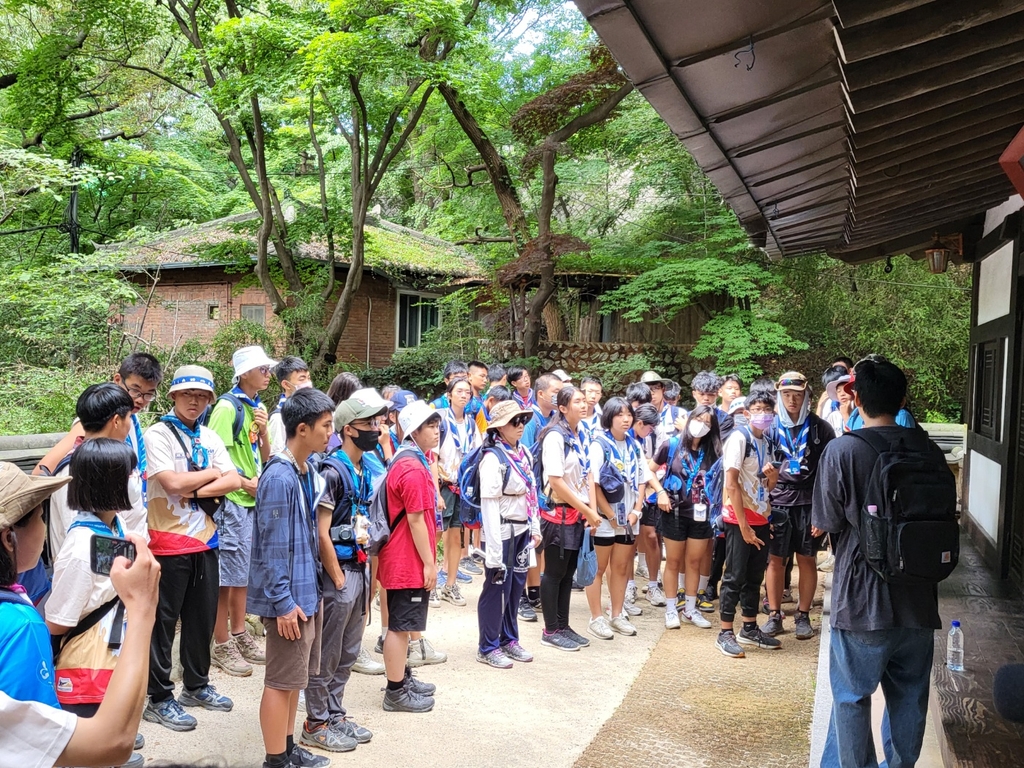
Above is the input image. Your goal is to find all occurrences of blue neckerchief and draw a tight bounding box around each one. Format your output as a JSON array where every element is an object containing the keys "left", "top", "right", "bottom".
[
  {"left": 512, "top": 388, "right": 535, "bottom": 409},
  {"left": 160, "top": 413, "right": 210, "bottom": 469},
  {"left": 331, "top": 448, "right": 372, "bottom": 514},
  {"left": 443, "top": 409, "right": 476, "bottom": 457},
  {"left": 397, "top": 441, "right": 432, "bottom": 473},
  {"left": 231, "top": 386, "right": 263, "bottom": 469},
  {"left": 276, "top": 392, "right": 287, "bottom": 411},
  {"left": 598, "top": 430, "right": 642, "bottom": 489},
  {"left": 564, "top": 425, "right": 591, "bottom": 479},
  {"left": 776, "top": 416, "right": 810, "bottom": 465},
  {"left": 129, "top": 413, "right": 147, "bottom": 505},
  {"left": 69, "top": 512, "right": 124, "bottom": 538}
]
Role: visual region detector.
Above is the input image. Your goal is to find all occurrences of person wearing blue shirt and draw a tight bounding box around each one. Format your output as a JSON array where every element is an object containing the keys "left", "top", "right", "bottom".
[
  {"left": 846, "top": 406, "right": 916, "bottom": 431},
  {"left": 521, "top": 374, "right": 563, "bottom": 451}
]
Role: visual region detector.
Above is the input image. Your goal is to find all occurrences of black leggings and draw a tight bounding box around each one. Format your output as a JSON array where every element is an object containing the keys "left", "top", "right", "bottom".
[{"left": 541, "top": 543, "right": 578, "bottom": 633}]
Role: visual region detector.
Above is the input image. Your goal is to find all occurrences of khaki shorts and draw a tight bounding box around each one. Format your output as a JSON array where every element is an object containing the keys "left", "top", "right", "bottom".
[{"left": 262, "top": 609, "right": 323, "bottom": 691}]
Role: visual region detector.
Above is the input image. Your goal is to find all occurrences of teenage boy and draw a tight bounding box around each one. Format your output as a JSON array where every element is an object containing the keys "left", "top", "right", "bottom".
[
  {"left": 719, "top": 374, "right": 744, "bottom": 413},
  {"left": 715, "top": 390, "right": 781, "bottom": 659},
  {"left": 507, "top": 366, "right": 535, "bottom": 409},
  {"left": 430, "top": 361, "right": 469, "bottom": 410},
  {"left": 580, "top": 376, "right": 604, "bottom": 438},
  {"left": 248, "top": 387, "right": 336, "bottom": 768},
  {"left": 487, "top": 363, "right": 508, "bottom": 390},
  {"left": 692, "top": 370, "right": 735, "bottom": 440},
  {"left": 466, "top": 360, "right": 489, "bottom": 418},
  {"left": 378, "top": 401, "right": 443, "bottom": 713},
  {"left": 813, "top": 357, "right": 942, "bottom": 768},
  {"left": 143, "top": 366, "right": 241, "bottom": 731},
  {"left": 630, "top": 403, "right": 666, "bottom": 614},
  {"left": 301, "top": 391, "right": 389, "bottom": 753},
  {"left": 269, "top": 357, "right": 313, "bottom": 456},
  {"left": 209, "top": 345, "right": 275, "bottom": 677},
  {"left": 521, "top": 374, "right": 562, "bottom": 451},
  {"left": 761, "top": 372, "right": 834, "bottom": 640}
]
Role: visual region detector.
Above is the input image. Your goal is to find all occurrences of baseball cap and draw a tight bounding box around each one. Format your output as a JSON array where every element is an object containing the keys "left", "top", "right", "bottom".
[
  {"left": 334, "top": 388, "right": 390, "bottom": 431},
  {"left": 727, "top": 396, "right": 747, "bottom": 415},
  {"left": 775, "top": 371, "right": 808, "bottom": 391},
  {"left": 231, "top": 345, "right": 278, "bottom": 384},
  {"left": 388, "top": 389, "right": 418, "bottom": 413},
  {"left": 399, "top": 400, "right": 441, "bottom": 437},
  {"left": 0, "top": 463, "right": 72, "bottom": 529},
  {"left": 550, "top": 369, "right": 572, "bottom": 383},
  {"left": 168, "top": 365, "right": 216, "bottom": 395}
]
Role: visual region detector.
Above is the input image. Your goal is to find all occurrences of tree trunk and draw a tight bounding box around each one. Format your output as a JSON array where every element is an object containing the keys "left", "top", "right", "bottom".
[{"left": 542, "top": 299, "right": 567, "bottom": 341}]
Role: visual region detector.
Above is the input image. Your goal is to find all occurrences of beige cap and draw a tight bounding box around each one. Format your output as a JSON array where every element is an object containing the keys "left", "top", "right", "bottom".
[{"left": 0, "top": 462, "right": 72, "bottom": 528}]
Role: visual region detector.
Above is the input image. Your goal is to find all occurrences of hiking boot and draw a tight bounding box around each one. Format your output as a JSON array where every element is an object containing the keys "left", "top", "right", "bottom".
[
  {"left": 609, "top": 615, "right": 637, "bottom": 636},
  {"left": 403, "top": 667, "right": 436, "bottom": 696},
  {"left": 561, "top": 627, "right": 590, "bottom": 648},
  {"left": 738, "top": 625, "right": 783, "bottom": 650},
  {"left": 441, "top": 584, "right": 466, "bottom": 606},
  {"left": 518, "top": 595, "right": 538, "bottom": 622},
  {"left": 353, "top": 646, "right": 386, "bottom": 675},
  {"left": 501, "top": 640, "right": 534, "bottom": 662},
  {"left": 331, "top": 715, "right": 372, "bottom": 744},
  {"left": 635, "top": 561, "right": 649, "bottom": 580},
  {"left": 211, "top": 637, "right": 253, "bottom": 677},
  {"left": 794, "top": 611, "right": 815, "bottom": 640},
  {"left": 407, "top": 637, "right": 447, "bottom": 666},
  {"left": 134, "top": 733, "right": 145, "bottom": 751},
  {"left": 647, "top": 584, "right": 667, "bottom": 607},
  {"left": 588, "top": 616, "right": 614, "bottom": 640},
  {"left": 682, "top": 609, "right": 712, "bottom": 629},
  {"left": 428, "top": 588, "right": 441, "bottom": 608},
  {"left": 477, "top": 648, "right": 514, "bottom": 669},
  {"left": 761, "top": 612, "right": 785, "bottom": 637},
  {"left": 383, "top": 684, "right": 434, "bottom": 713},
  {"left": 696, "top": 590, "right": 715, "bottom": 613},
  {"left": 179, "top": 683, "right": 233, "bottom": 711},
  {"left": 289, "top": 744, "right": 331, "bottom": 767},
  {"left": 460, "top": 556, "right": 483, "bottom": 575},
  {"left": 716, "top": 630, "right": 746, "bottom": 658},
  {"left": 540, "top": 629, "right": 579, "bottom": 651},
  {"left": 665, "top": 610, "right": 681, "bottom": 630},
  {"left": 143, "top": 697, "right": 197, "bottom": 731},
  {"left": 234, "top": 630, "right": 266, "bottom": 664},
  {"left": 300, "top": 721, "right": 357, "bottom": 753}
]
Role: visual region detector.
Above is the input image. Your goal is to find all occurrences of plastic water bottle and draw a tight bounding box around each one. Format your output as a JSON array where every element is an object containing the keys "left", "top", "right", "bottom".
[{"left": 947, "top": 620, "right": 964, "bottom": 672}]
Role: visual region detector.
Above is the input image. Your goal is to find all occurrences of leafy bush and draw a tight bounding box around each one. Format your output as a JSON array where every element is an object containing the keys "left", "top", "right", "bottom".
[
  {"left": 585, "top": 353, "right": 651, "bottom": 395},
  {"left": 0, "top": 364, "right": 110, "bottom": 435}
]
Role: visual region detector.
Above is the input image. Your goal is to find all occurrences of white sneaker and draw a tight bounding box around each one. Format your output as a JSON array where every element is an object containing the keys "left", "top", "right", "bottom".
[
  {"left": 609, "top": 615, "right": 637, "bottom": 636},
  {"left": 647, "top": 584, "right": 667, "bottom": 607},
  {"left": 622, "top": 598, "right": 643, "bottom": 617},
  {"left": 352, "top": 646, "right": 385, "bottom": 675},
  {"left": 428, "top": 588, "right": 440, "bottom": 608},
  {"left": 625, "top": 582, "right": 638, "bottom": 603},
  {"left": 635, "top": 562, "right": 649, "bottom": 580},
  {"left": 683, "top": 608, "right": 713, "bottom": 629},
  {"left": 665, "top": 610, "right": 681, "bottom": 630},
  {"left": 588, "top": 616, "right": 614, "bottom": 640}
]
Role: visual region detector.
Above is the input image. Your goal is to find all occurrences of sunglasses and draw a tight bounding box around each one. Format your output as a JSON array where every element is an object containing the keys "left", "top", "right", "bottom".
[
  {"left": 510, "top": 414, "right": 532, "bottom": 427},
  {"left": 777, "top": 378, "right": 807, "bottom": 389}
]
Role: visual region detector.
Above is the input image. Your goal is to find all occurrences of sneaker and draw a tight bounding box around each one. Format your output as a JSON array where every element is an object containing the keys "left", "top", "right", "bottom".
[
  {"left": 818, "top": 552, "right": 835, "bottom": 572},
  {"left": 290, "top": 744, "right": 331, "bottom": 767},
  {"left": 696, "top": 590, "right": 715, "bottom": 613},
  {"left": 682, "top": 608, "right": 712, "bottom": 629},
  {"left": 211, "top": 637, "right": 253, "bottom": 677},
  {"left": 374, "top": 634, "right": 384, "bottom": 654},
  {"left": 501, "top": 640, "right": 534, "bottom": 662},
  {"left": 179, "top": 683, "right": 233, "bottom": 712},
  {"left": 121, "top": 752, "right": 144, "bottom": 768},
  {"left": 761, "top": 612, "right": 785, "bottom": 637},
  {"left": 143, "top": 697, "right": 197, "bottom": 731},
  {"left": 300, "top": 721, "right": 357, "bottom": 753},
  {"left": 134, "top": 733, "right": 145, "bottom": 751},
  {"left": 588, "top": 616, "right": 614, "bottom": 640},
  {"left": 622, "top": 598, "right": 643, "bottom": 616},
  {"left": 625, "top": 582, "right": 638, "bottom": 604},
  {"left": 477, "top": 648, "right": 514, "bottom": 669},
  {"left": 460, "top": 556, "right": 483, "bottom": 575},
  {"left": 298, "top": 690, "right": 306, "bottom": 712},
  {"left": 441, "top": 584, "right": 467, "bottom": 606},
  {"left": 635, "top": 561, "right": 649, "bottom": 580},
  {"left": 783, "top": 588, "right": 794, "bottom": 604},
  {"left": 794, "top": 611, "right": 815, "bottom": 640},
  {"left": 403, "top": 667, "right": 436, "bottom": 696},
  {"left": 456, "top": 569, "right": 472, "bottom": 584},
  {"left": 353, "top": 646, "right": 386, "bottom": 675},
  {"left": 609, "top": 615, "right": 637, "bottom": 636},
  {"left": 738, "top": 625, "right": 783, "bottom": 650},
  {"left": 704, "top": 584, "right": 718, "bottom": 602},
  {"left": 518, "top": 595, "right": 538, "bottom": 622},
  {"left": 665, "top": 610, "right": 681, "bottom": 630},
  {"left": 561, "top": 626, "right": 590, "bottom": 648},
  {"left": 407, "top": 637, "right": 447, "bottom": 666},
  {"left": 540, "top": 629, "right": 579, "bottom": 651},
  {"left": 383, "top": 684, "right": 434, "bottom": 712},
  {"left": 437, "top": 569, "right": 447, "bottom": 588},
  {"left": 675, "top": 590, "right": 686, "bottom": 611},
  {"left": 428, "top": 588, "right": 441, "bottom": 608},
  {"left": 647, "top": 583, "right": 667, "bottom": 607},
  {"left": 331, "top": 715, "right": 373, "bottom": 744},
  {"left": 234, "top": 630, "right": 266, "bottom": 664},
  {"left": 571, "top": 577, "right": 584, "bottom": 591},
  {"left": 470, "top": 545, "right": 486, "bottom": 563},
  {"left": 716, "top": 630, "right": 746, "bottom": 658},
  {"left": 762, "top": 596, "right": 771, "bottom": 615}
]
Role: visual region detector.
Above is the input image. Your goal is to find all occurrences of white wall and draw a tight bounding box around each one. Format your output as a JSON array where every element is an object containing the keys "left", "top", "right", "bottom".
[
  {"left": 984, "top": 195, "right": 1023, "bottom": 237},
  {"left": 968, "top": 450, "right": 1002, "bottom": 542},
  {"left": 977, "top": 241, "right": 1014, "bottom": 326}
]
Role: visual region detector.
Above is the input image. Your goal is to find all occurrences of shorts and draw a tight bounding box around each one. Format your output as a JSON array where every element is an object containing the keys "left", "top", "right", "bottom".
[
  {"left": 262, "top": 609, "right": 323, "bottom": 691},
  {"left": 215, "top": 499, "right": 254, "bottom": 587},
  {"left": 440, "top": 485, "right": 463, "bottom": 531},
  {"left": 661, "top": 511, "right": 713, "bottom": 542},
  {"left": 639, "top": 501, "right": 662, "bottom": 529},
  {"left": 386, "top": 588, "right": 430, "bottom": 632},
  {"left": 594, "top": 534, "right": 634, "bottom": 547},
  {"left": 540, "top": 517, "right": 584, "bottom": 552},
  {"left": 769, "top": 504, "right": 824, "bottom": 558}
]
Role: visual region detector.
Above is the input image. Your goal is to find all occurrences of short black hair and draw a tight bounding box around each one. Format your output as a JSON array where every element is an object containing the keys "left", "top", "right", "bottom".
[
  {"left": 748, "top": 377, "right": 776, "bottom": 397},
  {"left": 468, "top": 360, "right": 488, "bottom": 374},
  {"left": 118, "top": 352, "right": 162, "bottom": 384},
  {"left": 534, "top": 374, "right": 559, "bottom": 395},
  {"left": 487, "top": 363, "right": 506, "bottom": 383},
  {"left": 852, "top": 356, "right": 907, "bottom": 418},
  {"left": 664, "top": 380, "right": 681, "bottom": 401},
  {"left": 485, "top": 385, "right": 511, "bottom": 404},
  {"left": 443, "top": 361, "right": 469, "bottom": 380},
  {"left": 326, "top": 372, "right": 362, "bottom": 407},
  {"left": 691, "top": 370, "right": 723, "bottom": 394},
  {"left": 581, "top": 376, "right": 602, "bottom": 389},
  {"left": 625, "top": 382, "right": 652, "bottom": 405},
  {"left": 821, "top": 364, "right": 849, "bottom": 388},
  {"left": 66, "top": 437, "right": 136, "bottom": 514},
  {"left": 283, "top": 388, "right": 336, "bottom": 438},
  {"left": 833, "top": 356, "right": 855, "bottom": 370},
  {"left": 77, "top": 383, "right": 134, "bottom": 434},
  {"left": 507, "top": 366, "right": 528, "bottom": 385},
  {"left": 599, "top": 397, "right": 633, "bottom": 431},
  {"left": 275, "top": 356, "right": 309, "bottom": 384},
  {"left": 633, "top": 403, "right": 659, "bottom": 426},
  {"left": 723, "top": 373, "right": 744, "bottom": 389},
  {"left": 746, "top": 390, "right": 777, "bottom": 410}
]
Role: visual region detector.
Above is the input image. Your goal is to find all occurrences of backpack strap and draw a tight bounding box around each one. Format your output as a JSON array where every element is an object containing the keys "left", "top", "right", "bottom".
[
  {"left": 51, "top": 596, "right": 123, "bottom": 661},
  {"left": 215, "top": 393, "right": 247, "bottom": 444},
  {"left": 163, "top": 421, "right": 202, "bottom": 472},
  {"left": 847, "top": 428, "right": 891, "bottom": 456},
  {"left": 665, "top": 435, "right": 681, "bottom": 470}
]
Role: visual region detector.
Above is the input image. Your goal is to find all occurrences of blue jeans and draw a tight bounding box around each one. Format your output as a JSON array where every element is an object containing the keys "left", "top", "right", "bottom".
[{"left": 821, "top": 627, "right": 934, "bottom": 768}]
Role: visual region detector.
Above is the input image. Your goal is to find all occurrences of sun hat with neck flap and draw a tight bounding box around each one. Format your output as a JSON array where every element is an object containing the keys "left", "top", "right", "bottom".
[{"left": 0, "top": 462, "right": 71, "bottom": 529}]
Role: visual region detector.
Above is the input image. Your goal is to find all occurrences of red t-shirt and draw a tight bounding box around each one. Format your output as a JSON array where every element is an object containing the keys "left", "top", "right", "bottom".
[{"left": 377, "top": 452, "right": 438, "bottom": 590}]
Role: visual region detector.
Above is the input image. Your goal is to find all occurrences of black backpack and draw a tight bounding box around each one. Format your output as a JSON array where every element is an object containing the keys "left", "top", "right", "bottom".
[
  {"left": 532, "top": 424, "right": 573, "bottom": 511},
  {"left": 850, "top": 428, "right": 959, "bottom": 585},
  {"left": 198, "top": 393, "right": 248, "bottom": 444}
]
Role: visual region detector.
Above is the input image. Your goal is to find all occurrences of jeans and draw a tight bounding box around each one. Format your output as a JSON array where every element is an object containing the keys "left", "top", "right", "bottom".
[
  {"left": 477, "top": 529, "right": 530, "bottom": 653},
  {"left": 541, "top": 542, "right": 578, "bottom": 633},
  {"left": 821, "top": 627, "right": 935, "bottom": 768}
]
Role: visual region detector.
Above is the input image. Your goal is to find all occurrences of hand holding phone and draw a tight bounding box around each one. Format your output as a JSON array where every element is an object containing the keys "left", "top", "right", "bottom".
[{"left": 90, "top": 533, "right": 137, "bottom": 576}]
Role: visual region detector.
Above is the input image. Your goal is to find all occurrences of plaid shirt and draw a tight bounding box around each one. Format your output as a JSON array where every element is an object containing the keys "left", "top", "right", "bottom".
[{"left": 246, "top": 455, "right": 325, "bottom": 618}]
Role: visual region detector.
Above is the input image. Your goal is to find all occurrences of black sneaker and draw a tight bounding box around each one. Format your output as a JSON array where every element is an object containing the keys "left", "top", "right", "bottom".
[
  {"left": 540, "top": 629, "right": 579, "bottom": 651},
  {"left": 571, "top": 578, "right": 584, "bottom": 592},
  {"left": 403, "top": 667, "right": 436, "bottom": 696},
  {"left": 290, "top": 744, "right": 331, "bottom": 767},
  {"left": 761, "top": 611, "right": 785, "bottom": 637},
  {"left": 383, "top": 685, "right": 434, "bottom": 713},
  {"left": 738, "top": 625, "right": 782, "bottom": 650},
  {"left": 374, "top": 634, "right": 384, "bottom": 654},
  {"left": 518, "top": 595, "right": 537, "bottom": 622},
  {"left": 561, "top": 627, "right": 590, "bottom": 648},
  {"left": 794, "top": 611, "right": 815, "bottom": 640},
  {"left": 716, "top": 630, "right": 745, "bottom": 658}
]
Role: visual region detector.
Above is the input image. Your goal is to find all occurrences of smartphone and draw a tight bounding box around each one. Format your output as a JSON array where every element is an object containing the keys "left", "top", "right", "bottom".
[{"left": 90, "top": 533, "right": 136, "bottom": 576}]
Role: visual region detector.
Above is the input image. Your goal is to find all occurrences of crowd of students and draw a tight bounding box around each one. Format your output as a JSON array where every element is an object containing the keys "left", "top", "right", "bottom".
[{"left": 0, "top": 347, "right": 941, "bottom": 768}]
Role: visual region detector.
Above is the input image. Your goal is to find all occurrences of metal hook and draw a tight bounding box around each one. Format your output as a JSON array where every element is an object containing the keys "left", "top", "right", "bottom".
[{"left": 734, "top": 36, "right": 756, "bottom": 71}]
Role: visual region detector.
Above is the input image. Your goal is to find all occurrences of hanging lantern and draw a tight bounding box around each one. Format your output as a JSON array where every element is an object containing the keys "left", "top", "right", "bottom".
[{"left": 923, "top": 232, "right": 962, "bottom": 274}]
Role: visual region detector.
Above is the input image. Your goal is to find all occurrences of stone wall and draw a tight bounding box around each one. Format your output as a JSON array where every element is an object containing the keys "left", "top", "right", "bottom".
[{"left": 488, "top": 340, "right": 699, "bottom": 385}]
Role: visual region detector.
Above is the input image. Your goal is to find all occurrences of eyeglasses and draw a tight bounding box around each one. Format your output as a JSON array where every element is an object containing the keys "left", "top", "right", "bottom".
[
  {"left": 125, "top": 386, "right": 157, "bottom": 403},
  {"left": 351, "top": 418, "right": 383, "bottom": 429},
  {"left": 510, "top": 414, "right": 532, "bottom": 427},
  {"left": 257, "top": 366, "right": 271, "bottom": 376}
]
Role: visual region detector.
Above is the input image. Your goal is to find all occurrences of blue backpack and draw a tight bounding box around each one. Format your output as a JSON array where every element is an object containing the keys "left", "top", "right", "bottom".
[{"left": 458, "top": 445, "right": 511, "bottom": 528}]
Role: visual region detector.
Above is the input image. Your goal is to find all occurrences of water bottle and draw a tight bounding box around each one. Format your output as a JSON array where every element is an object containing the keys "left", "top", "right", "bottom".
[{"left": 947, "top": 620, "right": 964, "bottom": 672}]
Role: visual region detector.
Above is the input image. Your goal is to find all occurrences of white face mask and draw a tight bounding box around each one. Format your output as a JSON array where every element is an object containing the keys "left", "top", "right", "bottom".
[
  {"left": 688, "top": 420, "right": 711, "bottom": 439},
  {"left": 294, "top": 380, "right": 314, "bottom": 391}
]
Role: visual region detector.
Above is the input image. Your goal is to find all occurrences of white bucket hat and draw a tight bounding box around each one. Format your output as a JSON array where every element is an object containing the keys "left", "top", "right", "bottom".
[
  {"left": 232, "top": 345, "right": 278, "bottom": 384},
  {"left": 399, "top": 399, "right": 440, "bottom": 438},
  {"left": 168, "top": 365, "right": 216, "bottom": 396}
]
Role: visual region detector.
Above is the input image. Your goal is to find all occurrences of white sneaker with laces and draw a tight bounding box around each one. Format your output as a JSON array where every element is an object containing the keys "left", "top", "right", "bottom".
[
  {"left": 635, "top": 562, "right": 649, "bottom": 580},
  {"left": 588, "top": 616, "right": 614, "bottom": 640},
  {"left": 609, "top": 615, "right": 637, "bottom": 636},
  {"left": 683, "top": 608, "right": 713, "bottom": 629},
  {"left": 647, "top": 584, "right": 667, "bottom": 607},
  {"left": 665, "top": 610, "right": 681, "bottom": 630}
]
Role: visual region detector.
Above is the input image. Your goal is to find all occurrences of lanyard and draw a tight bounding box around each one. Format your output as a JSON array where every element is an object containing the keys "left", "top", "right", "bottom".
[
  {"left": 778, "top": 420, "right": 810, "bottom": 462},
  {"left": 331, "top": 449, "right": 371, "bottom": 513},
  {"left": 680, "top": 447, "right": 705, "bottom": 498},
  {"left": 130, "top": 414, "right": 147, "bottom": 505}
]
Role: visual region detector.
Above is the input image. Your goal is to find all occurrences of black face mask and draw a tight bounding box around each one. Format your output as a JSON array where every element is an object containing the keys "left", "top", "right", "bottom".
[{"left": 352, "top": 428, "right": 381, "bottom": 453}]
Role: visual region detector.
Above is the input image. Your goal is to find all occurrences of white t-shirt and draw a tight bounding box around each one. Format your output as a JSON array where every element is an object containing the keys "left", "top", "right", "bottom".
[
  {"left": 437, "top": 412, "right": 479, "bottom": 484},
  {"left": 589, "top": 433, "right": 649, "bottom": 537},
  {"left": 48, "top": 460, "right": 146, "bottom": 557},
  {"left": 45, "top": 514, "right": 122, "bottom": 628},
  {"left": 541, "top": 427, "right": 589, "bottom": 506},
  {"left": 479, "top": 447, "right": 540, "bottom": 569},
  {"left": 268, "top": 411, "right": 286, "bottom": 456},
  {"left": 721, "top": 429, "right": 770, "bottom": 525},
  {"left": 0, "top": 690, "right": 77, "bottom": 768}
]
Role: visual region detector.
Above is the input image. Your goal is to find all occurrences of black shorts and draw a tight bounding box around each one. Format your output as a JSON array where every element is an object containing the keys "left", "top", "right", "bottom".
[
  {"left": 769, "top": 504, "right": 824, "bottom": 558},
  {"left": 640, "top": 501, "right": 662, "bottom": 529},
  {"left": 594, "top": 534, "right": 634, "bottom": 547},
  {"left": 661, "top": 511, "right": 713, "bottom": 542},
  {"left": 440, "top": 485, "right": 463, "bottom": 530},
  {"left": 386, "top": 588, "right": 430, "bottom": 632}
]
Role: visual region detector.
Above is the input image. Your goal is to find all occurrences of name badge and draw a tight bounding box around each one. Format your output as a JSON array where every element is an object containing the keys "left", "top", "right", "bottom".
[
  {"left": 789, "top": 459, "right": 801, "bottom": 476},
  {"left": 693, "top": 503, "right": 707, "bottom": 523},
  {"left": 614, "top": 502, "right": 628, "bottom": 527}
]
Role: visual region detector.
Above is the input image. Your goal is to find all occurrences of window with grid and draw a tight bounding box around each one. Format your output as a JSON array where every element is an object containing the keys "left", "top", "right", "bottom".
[
  {"left": 973, "top": 339, "right": 1003, "bottom": 440},
  {"left": 240, "top": 304, "right": 266, "bottom": 326},
  {"left": 397, "top": 292, "right": 439, "bottom": 348}
]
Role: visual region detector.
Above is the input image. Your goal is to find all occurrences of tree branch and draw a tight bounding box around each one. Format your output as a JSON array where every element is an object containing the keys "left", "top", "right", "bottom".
[
  {"left": 454, "top": 228, "right": 515, "bottom": 245},
  {"left": 369, "top": 84, "right": 434, "bottom": 196},
  {"left": 308, "top": 93, "right": 336, "bottom": 302},
  {"left": 548, "top": 82, "right": 634, "bottom": 145}
]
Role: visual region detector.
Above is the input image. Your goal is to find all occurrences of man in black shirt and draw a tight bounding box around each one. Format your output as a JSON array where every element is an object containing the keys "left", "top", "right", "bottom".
[{"left": 812, "top": 357, "right": 941, "bottom": 768}]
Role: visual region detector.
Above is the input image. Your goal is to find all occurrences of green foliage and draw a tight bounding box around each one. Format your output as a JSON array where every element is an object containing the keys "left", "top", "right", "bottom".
[
  {"left": 585, "top": 353, "right": 650, "bottom": 396},
  {"left": 0, "top": 364, "right": 110, "bottom": 435},
  {"left": 692, "top": 307, "right": 808, "bottom": 382}
]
